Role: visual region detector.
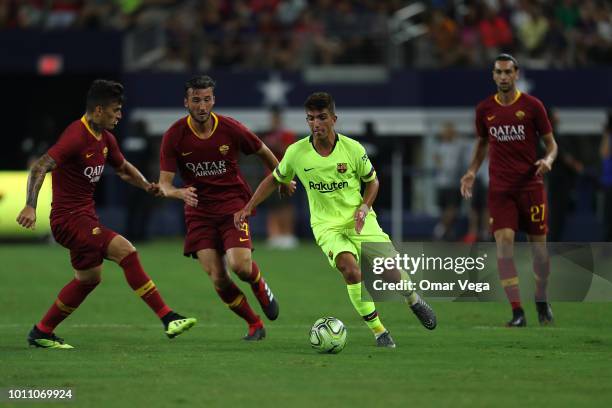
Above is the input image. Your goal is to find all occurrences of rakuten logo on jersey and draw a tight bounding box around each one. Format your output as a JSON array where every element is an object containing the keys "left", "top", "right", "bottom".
[
  {"left": 84, "top": 165, "right": 104, "bottom": 183},
  {"left": 489, "top": 125, "right": 526, "bottom": 142},
  {"left": 309, "top": 180, "right": 349, "bottom": 193},
  {"left": 186, "top": 160, "right": 227, "bottom": 177}
]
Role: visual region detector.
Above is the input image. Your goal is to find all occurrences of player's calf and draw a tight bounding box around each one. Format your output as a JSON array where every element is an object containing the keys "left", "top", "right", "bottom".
[{"left": 215, "top": 281, "right": 266, "bottom": 337}]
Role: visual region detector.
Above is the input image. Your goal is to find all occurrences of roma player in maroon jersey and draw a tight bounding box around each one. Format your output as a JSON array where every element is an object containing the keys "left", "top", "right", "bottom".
[
  {"left": 159, "top": 76, "right": 293, "bottom": 340},
  {"left": 461, "top": 54, "right": 558, "bottom": 327},
  {"left": 16, "top": 80, "right": 196, "bottom": 349}
]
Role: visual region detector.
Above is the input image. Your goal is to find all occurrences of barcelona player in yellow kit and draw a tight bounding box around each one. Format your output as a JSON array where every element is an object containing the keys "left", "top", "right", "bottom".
[{"left": 235, "top": 92, "right": 437, "bottom": 348}]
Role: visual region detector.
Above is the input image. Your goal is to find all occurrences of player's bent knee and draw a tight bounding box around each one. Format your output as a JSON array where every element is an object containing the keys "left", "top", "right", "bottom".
[
  {"left": 115, "top": 248, "right": 137, "bottom": 264},
  {"left": 229, "top": 260, "right": 252, "bottom": 278},
  {"left": 226, "top": 249, "right": 252, "bottom": 275},
  {"left": 107, "top": 235, "right": 137, "bottom": 263},
  {"left": 349, "top": 269, "right": 362, "bottom": 284},
  {"left": 79, "top": 276, "right": 101, "bottom": 286},
  {"left": 336, "top": 259, "right": 361, "bottom": 284},
  {"left": 340, "top": 270, "right": 361, "bottom": 284},
  {"left": 496, "top": 235, "right": 514, "bottom": 246},
  {"left": 494, "top": 231, "right": 515, "bottom": 257},
  {"left": 75, "top": 266, "right": 102, "bottom": 284}
]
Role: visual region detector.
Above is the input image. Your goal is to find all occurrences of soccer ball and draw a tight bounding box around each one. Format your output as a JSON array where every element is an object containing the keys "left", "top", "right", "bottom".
[{"left": 309, "top": 317, "right": 347, "bottom": 354}]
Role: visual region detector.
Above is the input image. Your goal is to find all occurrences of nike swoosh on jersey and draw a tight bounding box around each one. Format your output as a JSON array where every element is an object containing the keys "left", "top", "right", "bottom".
[
  {"left": 487, "top": 115, "right": 496, "bottom": 121},
  {"left": 181, "top": 152, "right": 193, "bottom": 156},
  {"left": 86, "top": 153, "right": 94, "bottom": 158},
  {"left": 304, "top": 168, "right": 315, "bottom": 172},
  {"left": 239, "top": 237, "right": 249, "bottom": 242}
]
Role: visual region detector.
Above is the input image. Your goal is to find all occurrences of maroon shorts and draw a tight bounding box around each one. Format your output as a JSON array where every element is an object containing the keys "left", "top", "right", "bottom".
[
  {"left": 51, "top": 213, "right": 117, "bottom": 270},
  {"left": 488, "top": 186, "right": 548, "bottom": 235},
  {"left": 184, "top": 214, "right": 252, "bottom": 258}
]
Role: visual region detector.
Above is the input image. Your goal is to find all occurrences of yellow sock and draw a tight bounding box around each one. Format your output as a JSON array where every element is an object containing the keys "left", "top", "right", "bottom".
[{"left": 346, "top": 283, "right": 386, "bottom": 336}]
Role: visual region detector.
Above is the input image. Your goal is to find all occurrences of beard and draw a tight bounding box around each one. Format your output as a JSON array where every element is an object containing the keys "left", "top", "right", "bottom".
[{"left": 190, "top": 110, "right": 210, "bottom": 124}]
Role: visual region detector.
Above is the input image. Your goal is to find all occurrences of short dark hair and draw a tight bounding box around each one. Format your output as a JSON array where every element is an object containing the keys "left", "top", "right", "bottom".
[
  {"left": 86, "top": 79, "right": 124, "bottom": 112},
  {"left": 494, "top": 53, "right": 519, "bottom": 70},
  {"left": 304, "top": 92, "right": 336, "bottom": 114},
  {"left": 185, "top": 75, "right": 216, "bottom": 96}
]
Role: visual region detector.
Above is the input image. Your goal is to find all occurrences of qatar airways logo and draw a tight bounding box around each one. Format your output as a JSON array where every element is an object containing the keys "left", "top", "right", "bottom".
[
  {"left": 186, "top": 160, "right": 227, "bottom": 177},
  {"left": 84, "top": 165, "right": 104, "bottom": 183},
  {"left": 309, "top": 180, "right": 349, "bottom": 193},
  {"left": 489, "top": 125, "right": 526, "bottom": 142}
]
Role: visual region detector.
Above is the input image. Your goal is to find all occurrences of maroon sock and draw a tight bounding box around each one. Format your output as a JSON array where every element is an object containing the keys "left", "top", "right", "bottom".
[
  {"left": 533, "top": 258, "right": 550, "bottom": 302},
  {"left": 120, "top": 252, "right": 171, "bottom": 318},
  {"left": 215, "top": 281, "right": 260, "bottom": 325},
  {"left": 37, "top": 278, "right": 99, "bottom": 333},
  {"left": 497, "top": 257, "right": 522, "bottom": 309}
]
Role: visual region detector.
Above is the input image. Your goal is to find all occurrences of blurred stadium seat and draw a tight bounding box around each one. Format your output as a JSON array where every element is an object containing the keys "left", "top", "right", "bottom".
[{"left": 1, "top": 0, "right": 610, "bottom": 241}]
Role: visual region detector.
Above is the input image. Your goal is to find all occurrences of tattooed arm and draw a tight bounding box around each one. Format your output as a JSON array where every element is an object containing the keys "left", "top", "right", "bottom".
[{"left": 16, "top": 153, "right": 56, "bottom": 229}]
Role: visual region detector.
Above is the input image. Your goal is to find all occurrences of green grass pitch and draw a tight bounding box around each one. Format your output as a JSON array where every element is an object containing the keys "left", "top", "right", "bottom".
[{"left": 1, "top": 240, "right": 611, "bottom": 407}]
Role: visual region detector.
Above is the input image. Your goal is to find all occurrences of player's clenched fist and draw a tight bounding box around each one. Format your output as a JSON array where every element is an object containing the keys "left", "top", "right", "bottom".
[{"left": 16, "top": 206, "right": 37, "bottom": 229}]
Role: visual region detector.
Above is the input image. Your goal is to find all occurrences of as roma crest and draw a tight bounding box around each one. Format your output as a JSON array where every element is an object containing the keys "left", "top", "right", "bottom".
[
  {"left": 103, "top": 147, "right": 108, "bottom": 158},
  {"left": 337, "top": 163, "right": 347, "bottom": 173},
  {"left": 515, "top": 110, "right": 525, "bottom": 120},
  {"left": 219, "top": 145, "right": 230, "bottom": 155}
]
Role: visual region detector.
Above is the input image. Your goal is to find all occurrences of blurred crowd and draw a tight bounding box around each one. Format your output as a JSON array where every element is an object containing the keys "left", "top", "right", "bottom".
[
  {"left": 418, "top": 0, "right": 612, "bottom": 68},
  {"left": 1, "top": 0, "right": 611, "bottom": 69}
]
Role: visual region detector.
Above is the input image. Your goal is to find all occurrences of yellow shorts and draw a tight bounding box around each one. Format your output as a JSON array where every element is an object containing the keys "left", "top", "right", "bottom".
[{"left": 313, "top": 213, "right": 396, "bottom": 269}]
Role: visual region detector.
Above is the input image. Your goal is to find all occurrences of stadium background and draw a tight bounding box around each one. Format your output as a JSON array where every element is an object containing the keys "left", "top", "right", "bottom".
[
  {"left": 1, "top": 1, "right": 611, "bottom": 407},
  {"left": 1, "top": 0, "right": 611, "bottom": 242}
]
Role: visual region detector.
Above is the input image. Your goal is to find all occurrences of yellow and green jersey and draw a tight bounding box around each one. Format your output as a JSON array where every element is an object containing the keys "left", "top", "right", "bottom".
[{"left": 273, "top": 133, "right": 376, "bottom": 230}]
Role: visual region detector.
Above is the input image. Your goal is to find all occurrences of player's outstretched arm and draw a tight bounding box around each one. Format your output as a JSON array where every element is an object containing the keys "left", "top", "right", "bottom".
[
  {"left": 460, "top": 137, "right": 488, "bottom": 199},
  {"left": 255, "top": 145, "right": 296, "bottom": 197},
  {"left": 16, "top": 153, "right": 56, "bottom": 229},
  {"left": 115, "top": 160, "right": 161, "bottom": 195},
  {"left": 355, "top": 177, "right": 379, "bottom": 234},
  {"left": 158, "top": 170, "right": 198, "bottom": 207},
  {"left": 234, "top": 173, "right": 280, "bottom": 229},
  {"left": 255, "top": 144, "right": 279, "bottom": 171},
  {"left": 534, "top": 133, "right": 558, "bottom": 176}
]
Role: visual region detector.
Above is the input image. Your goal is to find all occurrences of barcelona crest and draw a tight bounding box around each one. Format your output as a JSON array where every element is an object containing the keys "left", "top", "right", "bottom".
[{"left": 337, "top": 163, "right": 347, "bottom": 173}]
